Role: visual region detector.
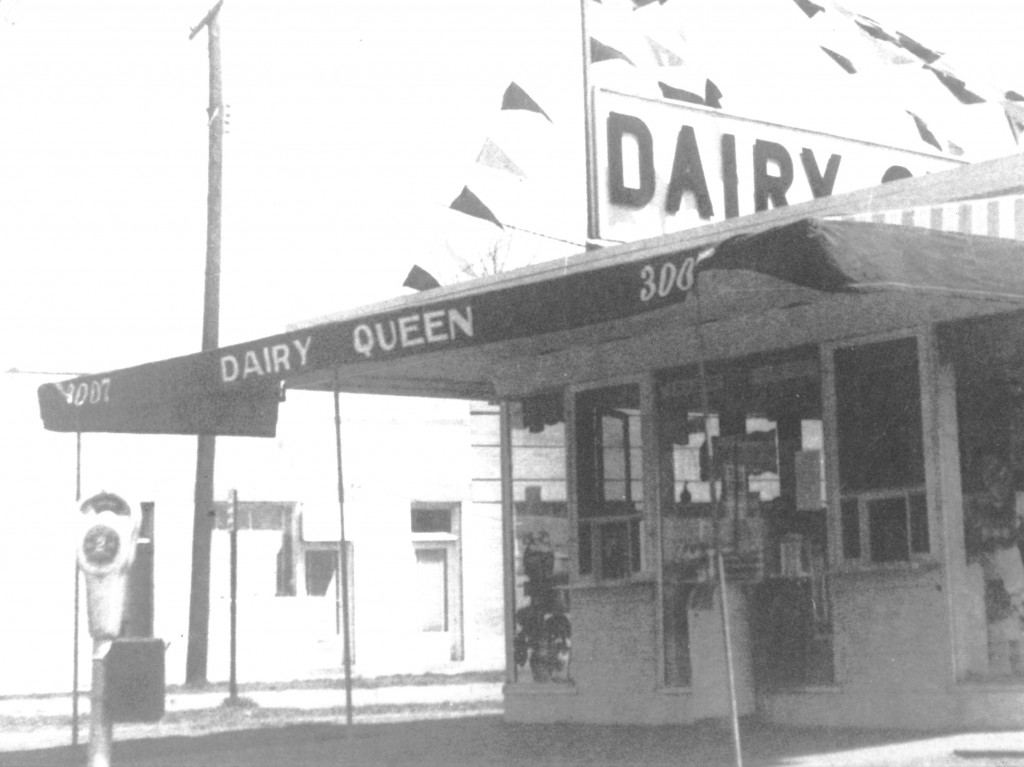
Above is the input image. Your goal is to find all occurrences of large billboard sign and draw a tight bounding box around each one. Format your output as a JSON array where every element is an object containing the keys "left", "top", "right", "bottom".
[{"left": 594, "top": 89, "right": 964, "bottom": 243}]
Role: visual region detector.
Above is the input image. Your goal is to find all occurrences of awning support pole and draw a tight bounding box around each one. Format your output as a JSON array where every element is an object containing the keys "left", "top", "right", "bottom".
[
  {"left": 333, "top": 378, "right": 354, "bottom": 736},
  {"left": 499, "top": 402, "right": 517, "bottom": 684},
  {"left": 228, "top": 489, "right": 239, "bottom": 702},
  {"left": 717, "top": 550, "right": 744, "bottom": 767},
  {"left": 72, "top": 431, "right": 82, "bottom": 746},
  {"left": 695, "top": 279, "right": 743, "bottom": 767}
]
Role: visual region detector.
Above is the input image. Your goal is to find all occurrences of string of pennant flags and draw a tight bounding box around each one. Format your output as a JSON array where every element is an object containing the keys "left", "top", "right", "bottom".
[
  {"left": 585, "top": 0, "right": 1022, "bottom": 154},
  {"left": 404, "top": 80, "right": 576, "bottom": 290},
  {"left": 406, "top": 0, "right": 1023, "bottom": 291}
]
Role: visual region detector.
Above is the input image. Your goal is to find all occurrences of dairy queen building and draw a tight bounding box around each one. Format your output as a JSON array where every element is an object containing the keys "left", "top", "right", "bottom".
[{"left": 41, "top": 95, "right": 1024, "bottom": 730}]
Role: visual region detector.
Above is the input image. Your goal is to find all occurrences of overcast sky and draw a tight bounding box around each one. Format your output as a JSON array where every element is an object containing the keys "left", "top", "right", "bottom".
[{"left": 1, "top": 0, "right": 1021, "bottom": 375}]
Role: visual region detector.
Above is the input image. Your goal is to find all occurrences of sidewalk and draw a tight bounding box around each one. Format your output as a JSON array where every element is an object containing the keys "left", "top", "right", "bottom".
[
  {"left": 0, "top": 681, "right": 502, "bottom": 719},
  {"left": 0, "top": 677, "right": 504, "bottom": 752}
]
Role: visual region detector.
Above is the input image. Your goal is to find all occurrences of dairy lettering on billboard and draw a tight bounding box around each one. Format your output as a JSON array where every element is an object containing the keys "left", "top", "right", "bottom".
[{"left": 595, "top": 89, "right": 964, "bottom": 243}]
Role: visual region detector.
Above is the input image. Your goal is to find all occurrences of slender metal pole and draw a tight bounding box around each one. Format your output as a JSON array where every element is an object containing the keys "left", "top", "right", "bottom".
[
  {"left": 334, "top": 518, "right": 342, "bottom": 635},
  {"left": 694, "top": 278, "right": 743, "bottom": 767},
  {"left": 228, "top": 489, "right": 239, "bottom": 702},
  {"left": 333, "top": 382, "right": 354, "bottom": 735},
  {"left": 694, "top": 286, "right": 717, "bottom": 499},
  {"left": 72, "top": 432, "right": 82, "bottom": 745},
  {"left": 186, "top": 0, "right": 225, "bottom": 687},
  {"left": 717, "top": 551, "right": 744, "bottom": 767},
  {"left": 579, "top": 0, "right": 599, "bottom": 243},
  {"left": 498, "top": 403, "right": 517, "bottom": 684},
  {"left": 87, "top": 641, "right": 112, "bottom": 767}
]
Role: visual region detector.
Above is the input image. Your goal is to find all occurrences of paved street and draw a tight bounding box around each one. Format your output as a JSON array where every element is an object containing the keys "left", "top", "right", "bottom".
[
  {"left": 3, "top": 677, "right": 1023, "bottom": 766},
  {"left": 4, "top": 704, "right": 1024, "bottom": 767}
]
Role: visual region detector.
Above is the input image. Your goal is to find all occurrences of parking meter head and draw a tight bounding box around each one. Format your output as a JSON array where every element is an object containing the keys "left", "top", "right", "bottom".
[
  {"left": 77, "top": 492, "right": 139, "bottom": 574},
  {"left": 77, "top": 491, "right": 140, "bottom": 639}
]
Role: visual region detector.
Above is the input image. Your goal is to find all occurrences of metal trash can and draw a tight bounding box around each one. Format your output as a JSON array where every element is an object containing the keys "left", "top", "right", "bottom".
[{"left": 107, "top": 637, "right": 165, "bottom": 723}]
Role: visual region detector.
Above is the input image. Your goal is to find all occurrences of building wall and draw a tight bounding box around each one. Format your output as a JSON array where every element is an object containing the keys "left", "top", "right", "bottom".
[
  {"left": 207, "top": 393, "right": 506, "bottom": 681},
  {"left": 505, "top": 581, "right": 756, "bottom": 724},
  {"left": 832, "top": 569, "right": 951, "bottom": 696},
  {"left": 1, "top": 373, "right": 504, "bottom": 695},
  {"left": 755, "top": 567, "right": 956, "bottom": 729}
]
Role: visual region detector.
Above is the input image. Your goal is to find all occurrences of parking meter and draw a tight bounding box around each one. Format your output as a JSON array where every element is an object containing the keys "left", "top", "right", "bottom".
[{"left": 77, "top": 492, "right": 140, "bottom": 640}]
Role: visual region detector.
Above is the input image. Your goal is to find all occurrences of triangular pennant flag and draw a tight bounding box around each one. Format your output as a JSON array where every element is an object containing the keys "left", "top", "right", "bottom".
[
  {"left": 1003, "top": 101, "right": 1024, "bottom": 139},
  {"left": 656, "top": 74, "right": 723, "bottom": 109},
  {"left": 449, "top": 186, "right": 504, "bottom": 229},
  {"left": 591, "top": 37, "right": 635, "bottom": 66},
  {"left": 907, "top": 110, "right": 942, "bottom": 152},
  {"left": 852, "top": 18, "right": 900, "bottom": 48},
  {"left": 792, "top": 0, "right": 825, "bottom": 19},
  {"left": 658, "top": 81, "right": 704, "bottom": 105},
  {"left": 893, "top": 31, "right": 942, "bottom": 65},
  {"left": 926, "top": 66, "right": 986, "bottom": 105},
  {"left": 704, "top": 79, "right": 723, "bottom": 109},
  {"left": 476, "top": 138, "right": 527, "bottom": 178},
  {"left": 501, "top": 82, "right": 552, "bottom": 122},
  {"left": 403, "top": 265, "right": 442, "bottom": 291},
  {"left": 444, "top": 239, "right": 482, "bottom": 278},
  {"left": 647, "top": 36, "right": 685, "bottom": 67},
  {"left": 853, "top": 16, "right": 941, "bottom": 64},
  {"left": 821, "top": 46, "right": 856, "bottom": 73}
]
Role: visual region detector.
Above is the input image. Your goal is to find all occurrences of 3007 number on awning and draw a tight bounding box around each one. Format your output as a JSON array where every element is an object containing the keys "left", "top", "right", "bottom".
[{"left": 58, "top": 378, "right": 112, "bottom": 406}]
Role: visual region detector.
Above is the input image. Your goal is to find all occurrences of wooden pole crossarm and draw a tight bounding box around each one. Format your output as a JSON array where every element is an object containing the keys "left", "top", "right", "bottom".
[{"left": 189, "top": 0, "right": 224, "bottom": 40}]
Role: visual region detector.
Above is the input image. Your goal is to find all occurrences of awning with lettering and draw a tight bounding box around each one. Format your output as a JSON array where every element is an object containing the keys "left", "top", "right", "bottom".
[{"left": 38, "top": 217, "right": 1024, "bottom": 436}]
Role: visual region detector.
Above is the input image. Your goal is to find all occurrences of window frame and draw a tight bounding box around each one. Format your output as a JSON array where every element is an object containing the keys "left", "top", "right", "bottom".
[
  {"left": 410, "top": 501, "right": 464, "bottom": 660},
  {"left": 823, "top": 328, "right": 941, "bottom": 570},
  {"left": 652, "top": 348, "right": 829, "bottom": 690},
  {"left": 299, "top": 540, "right": 355, "bottom": 660},
  {"left": 568, "top": 374, "right": 657, "bottom": 586}
]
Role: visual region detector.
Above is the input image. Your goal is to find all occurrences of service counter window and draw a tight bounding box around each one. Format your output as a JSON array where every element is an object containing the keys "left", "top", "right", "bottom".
[
  {"left": 657, "top": 349, "right": 833, "bottom": 689},
  {"left": 508, "top": 392, "right": 571, "bottom": 684},
  {"left": 833, "top": 337, "right": 929, "bottom": 565},
  {"left": 575, "top": 384, "right": 646, "bottom": 581},
  {"left": 951, "top": 318, "right": 1024, "bottom": 678}
]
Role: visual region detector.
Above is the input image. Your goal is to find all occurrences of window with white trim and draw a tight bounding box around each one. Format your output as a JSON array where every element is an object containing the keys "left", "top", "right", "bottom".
[
  {"left": 576, "top": 384, "right": 645, "bottom": 580},
  {"left": 834, "top": 337, "right": 928, "bottom": 564},
  {"left": 507, "top": 394, "right": 572, "bottom": 684},
  {"left": 411, "top": 502, "right": 464, "bottom": 660}
]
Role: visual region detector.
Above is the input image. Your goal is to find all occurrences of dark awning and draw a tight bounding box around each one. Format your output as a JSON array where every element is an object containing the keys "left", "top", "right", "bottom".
[{"left": 38, "top": 218, "right": 1024, "bottom": 436}]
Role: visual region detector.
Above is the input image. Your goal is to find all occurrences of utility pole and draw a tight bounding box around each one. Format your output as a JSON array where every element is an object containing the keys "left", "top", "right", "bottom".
[{"left": 185, "top": 0, "right": 224, "bottom": 686}]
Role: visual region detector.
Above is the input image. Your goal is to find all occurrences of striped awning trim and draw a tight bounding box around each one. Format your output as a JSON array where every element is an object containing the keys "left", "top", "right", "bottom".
[{"left": 837, "top": 194, "right": 1024, "bottom": 240}]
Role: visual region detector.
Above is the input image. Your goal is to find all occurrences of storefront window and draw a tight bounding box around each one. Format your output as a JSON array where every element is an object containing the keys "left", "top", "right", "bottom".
[
  {"left": 955, "top": 355, "right": 1024, "bottom": 678},
  {"left": 576, "top": 384, "right": 645, "bottom": 580},
  {"left": 834, "top": 337, "right": 928, "bottom": 564},
  {"left": 509, "top": 392, "right": 571, "bottom": 684},
  {"left": 657, "top": 350, "right": 833, "bottom": 688}
]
